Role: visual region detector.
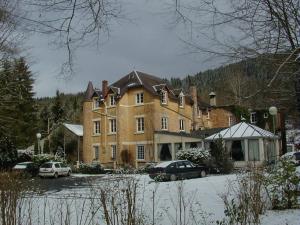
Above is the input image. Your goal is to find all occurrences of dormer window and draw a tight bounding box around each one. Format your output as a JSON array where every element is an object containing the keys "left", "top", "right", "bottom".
[
  {"left": 198, "top": 108, "right": 202, "bottom": 118},
  {"left": 93, "top": 98, "right": 100, "bottom": 109},
  {"left": 250, "top": 112, "right": 257, "bottom": 124},
  {"left": 179, "top": 93, "right": 184, "bottom": 108},
  {"left": 161, "top": 90, "right": 167, "bottom": 104},
  {"left": 109, "top": 94, "right": 116, "bottom": 106}
]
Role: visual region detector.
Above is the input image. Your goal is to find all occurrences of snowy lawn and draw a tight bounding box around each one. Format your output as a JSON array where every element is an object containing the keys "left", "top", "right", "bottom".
[{"left": 26, "top": 174, "right": 299, "bottom": 225}]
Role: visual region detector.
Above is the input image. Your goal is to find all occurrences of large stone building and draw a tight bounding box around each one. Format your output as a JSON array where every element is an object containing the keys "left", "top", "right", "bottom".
[{"left": 82, "top": 71, "right": 236, "bottom": 168}]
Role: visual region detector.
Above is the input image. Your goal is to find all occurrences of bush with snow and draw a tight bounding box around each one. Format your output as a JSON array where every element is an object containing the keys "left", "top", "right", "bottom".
[
  {"left": 176, "top": 147, "right": 211, "bottom": 165},
  {"left": 267, "top": 159, "right": 300, "bottom": 209}
]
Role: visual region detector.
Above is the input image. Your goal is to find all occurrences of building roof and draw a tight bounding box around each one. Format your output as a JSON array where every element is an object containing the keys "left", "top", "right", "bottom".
[
  {"left": 85, "top": 70, "right": 194, "bottom": 104},
  {"left": 191, "top": 127, "right": 226, "bottom": 138},
  {"left": 84, "top": 81, "right": 94, "bottom": 101},
  {"left": 205, "top": 122, "right": 277, "bottom": 140},
  {"left": 63, "top": 123, "right": 83, "bottom": 137},
  {"left": 154, "top": 130, "right": 201, "bottom": 139}
]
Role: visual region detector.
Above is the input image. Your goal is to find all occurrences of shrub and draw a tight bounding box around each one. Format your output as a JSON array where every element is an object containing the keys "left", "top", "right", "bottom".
[
  {"left": 0, "top": 136, "right": 18, "bottom": 169},
  {"left": 266, "top": 159, "right": 300, "bottom": 209},
  {"left": 79, "top": 162, "right": 105, "bottom": 174},
  {"left": 176, "top": 147, "right": 211, "bottom": 165}
]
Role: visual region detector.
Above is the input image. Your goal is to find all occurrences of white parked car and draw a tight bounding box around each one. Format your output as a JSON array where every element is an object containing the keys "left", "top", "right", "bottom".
[{"left": 39, "top": 162, "right": 71, "bottom": 178}]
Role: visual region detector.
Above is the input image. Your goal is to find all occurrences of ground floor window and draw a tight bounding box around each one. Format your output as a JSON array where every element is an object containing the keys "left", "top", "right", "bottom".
[
  {"left": 93, "top": 145, "right": 100, "bottom": 160},
  {"left": 137, "top": 145, "right": 145, "bottom": 160}
]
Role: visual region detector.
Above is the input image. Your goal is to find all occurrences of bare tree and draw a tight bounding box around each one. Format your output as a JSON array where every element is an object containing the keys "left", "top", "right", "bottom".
[
  {"left": 17, "top": 0, "right": 123, "bottom": 76},
  {"left": 173, "top": 0, "right": 300, "bottom": 99}
]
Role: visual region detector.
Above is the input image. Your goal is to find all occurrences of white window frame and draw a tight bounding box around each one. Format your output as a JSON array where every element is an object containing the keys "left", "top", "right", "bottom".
[
  {"left": 136, "top": 145, "right": 145, "bottom": 160},
  {"left": 198, "top": 108, "right": 202, "bottom": 118},
  {"left": 136, "top": 92, "right": 144, "bottom": 104},
  {"left": 161, "top": 117, "right": 168, "bottom": 130},
  {"left": 250, "top": 112, "right": 257, "bottom": 124},
  {"left": 93, "top": 145, "right": 100, "bottom": 160},
  {"left": 263, "top": 112, "right": 269, "bottom": 119},
  {"left": 179, "top": 94, "right": 184, "bottom": 108},
  {"left": 93, "top": 120, "right": 101, "bottom": 135},
  {"left": 179, "top": 119, "right": 185, "bottom": 131},
  {"left": 111, "top": 145, "right": 117, "bottom": 160},
  {"left": 136, "top": 117, "right": 145, "bottom": 133},
  {"left": 109, "top": 94, "right": 116, "bottom": 106},
  {"left": 109, "top": 119, "right": 117, "bottom": 133},
  {"left": 161, "top": 90, "right": 168, "bottom": 104}
]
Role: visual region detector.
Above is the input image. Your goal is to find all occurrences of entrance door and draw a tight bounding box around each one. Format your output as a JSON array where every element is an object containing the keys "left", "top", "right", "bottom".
[{"left": 160, "top": 144, "right": 172, "bottom": 161}]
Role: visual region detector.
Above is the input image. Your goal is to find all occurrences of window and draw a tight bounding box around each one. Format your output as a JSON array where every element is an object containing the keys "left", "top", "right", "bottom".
[
  {"left": 136, "top": 92, "right": 144, "bottom": 104},
  {"left": 93, "top": 121, "right": 101, "bottom": 134},
  {"left": 111, "top": 145, "right": 116, "bottom": 159},
  {"left": 228, "top": 116, "right": 234, "bottom": 126},
  {"left": 263, "top": 112, "right": 269, "bottom": 119},
  {"left": 248, "top": 140, "right": 260, "bottom": 161},
  {"left": 94, "top": 145, "right": 100, "bottom": 160},
  {"left": 137, "top": 145, "right": 145, "bottom": 160},
  {"left": 93, "top": 98, "right": 100, "bottom": 109},
  {"left": 136, "top": 117, "right": 144, "bottom": 133},
  {"left": 179, "top": 94, "right": 184, "bottom": 107},
  {"left": 161, "top": 117, "right": 168, "bottom": 130},
  {"left": 110, "top": 119, "right": 117, "bottom": 133},
  {"left": 250, "top": 112, "right": 257, "bottom": 124},
  {"left": 179, "top": 119, "right": 185, "bottom": 131},
  {"left": 198, "top": 108, "right": 202, "bottom": 118},
  {"left": 161, "top": 91, "right": 167, "bottom": 104},
  {"left": 109, "top": 95, "right": 116, "bottom": 106}
]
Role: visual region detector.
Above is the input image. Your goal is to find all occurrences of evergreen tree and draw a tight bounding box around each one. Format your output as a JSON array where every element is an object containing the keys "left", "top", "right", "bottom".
[
  {"left": 51, "top": 90, "right": 65, "bottom": 124},
  {"left": 0, "top": 58, "right": 37, "bottom": 148}
]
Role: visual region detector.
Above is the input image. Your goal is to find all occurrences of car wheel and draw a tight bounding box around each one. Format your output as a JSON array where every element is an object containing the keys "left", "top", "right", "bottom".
[
  {"left": 200, "top": 170, "right": 206, "bottom": 178},
  {"left": 170, "top": 174, "right": 177, "bottom": 181},
  {"left": 67, "top": 170, "right": 71, "bottom": 176},
  {"left": 54, "top": 172, "right": 58, "bottom": 179}
]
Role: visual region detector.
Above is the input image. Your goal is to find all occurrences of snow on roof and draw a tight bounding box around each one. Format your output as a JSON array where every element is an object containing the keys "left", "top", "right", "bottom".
[
  {"left": 205, "top": 122, "right": 277, "bottom": 141},
  {"left": 63, "top": 123, "right": 83, "bottom": 136}
]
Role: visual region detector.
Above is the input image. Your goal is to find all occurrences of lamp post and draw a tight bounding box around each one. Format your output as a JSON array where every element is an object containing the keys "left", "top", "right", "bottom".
[
  {"left": 36, "top": 133, "right": 42, "bottom": 155},
  {"left": 269, "top": 106, "right": 278, "bottom": 134}
]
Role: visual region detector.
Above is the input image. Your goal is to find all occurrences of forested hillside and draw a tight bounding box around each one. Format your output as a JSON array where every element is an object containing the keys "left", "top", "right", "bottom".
[
  {"left": 36, "top": 92, "right": 84, "bottom": 134},
  {"left": 170, "top": 56, "right": 297, "bottom": 115}
]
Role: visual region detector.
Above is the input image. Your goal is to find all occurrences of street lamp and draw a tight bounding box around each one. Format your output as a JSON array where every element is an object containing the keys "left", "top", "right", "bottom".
[
  {"left": 36, "top": 133, "right": 41, "bottom": 155},
  {"left": 269, "top": 106, "right": 278, "bottom": 134}
]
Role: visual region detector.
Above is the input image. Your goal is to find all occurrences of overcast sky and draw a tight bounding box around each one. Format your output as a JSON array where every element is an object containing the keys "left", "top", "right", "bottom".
[{"left": 28, "top": 0, "right": 223, "bottom": 97}]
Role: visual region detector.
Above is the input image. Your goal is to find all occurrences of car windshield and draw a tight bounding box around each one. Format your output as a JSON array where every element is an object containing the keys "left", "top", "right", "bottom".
[{"left": 41, "top": 163, "right": 52, "bottom": 168}]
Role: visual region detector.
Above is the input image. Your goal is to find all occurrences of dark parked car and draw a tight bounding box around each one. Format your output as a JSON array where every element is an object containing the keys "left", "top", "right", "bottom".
[
  {"left": 148, "top": 160, "right": 208, "bottom": 181},
  {"left": 13, "top": 162, "right": 39, "bottom": 176}
]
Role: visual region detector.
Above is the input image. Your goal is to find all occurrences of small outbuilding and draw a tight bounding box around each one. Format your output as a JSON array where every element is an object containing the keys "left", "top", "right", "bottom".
[{"left": 205, "top": 122, "right": 280, "bottom": 167}]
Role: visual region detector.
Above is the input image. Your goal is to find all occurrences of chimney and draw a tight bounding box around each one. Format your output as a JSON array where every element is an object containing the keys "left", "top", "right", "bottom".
[
  {"left": 209, "top": 92, "right": 217, "bottom": 106},
  {"left": 102, "top": 80, "right": 108, "bottom": 97},
  {"left": 189, "top": 86, "right": 198, "bottom": 130}
]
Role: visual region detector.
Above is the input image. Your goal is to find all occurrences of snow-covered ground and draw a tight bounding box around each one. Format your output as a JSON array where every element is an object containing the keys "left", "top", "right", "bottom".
[{"left": 20, "top": 174, "right": 300, "bottom": 225}]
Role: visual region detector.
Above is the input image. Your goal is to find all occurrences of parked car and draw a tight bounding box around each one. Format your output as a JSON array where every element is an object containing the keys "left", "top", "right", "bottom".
[
  {"left": 13, "top": 162, "right": 38, "bottom": 176},
  {"left": 148, "top": 160, "right": 208, "bottom": 181},
  {"left": 281, "top": 151, "right": 300, "bottom": 166},
  {"left": 39, "top": 162, "right": 71, "bottom": 178}
]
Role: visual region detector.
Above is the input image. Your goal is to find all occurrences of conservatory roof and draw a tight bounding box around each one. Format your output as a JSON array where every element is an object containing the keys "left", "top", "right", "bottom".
[
  {"left": 205, "top": 122, "right": 277, "bottom": 141},
  {"left": 63, "top": 123, "right": 83, "bottom": 137}
]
